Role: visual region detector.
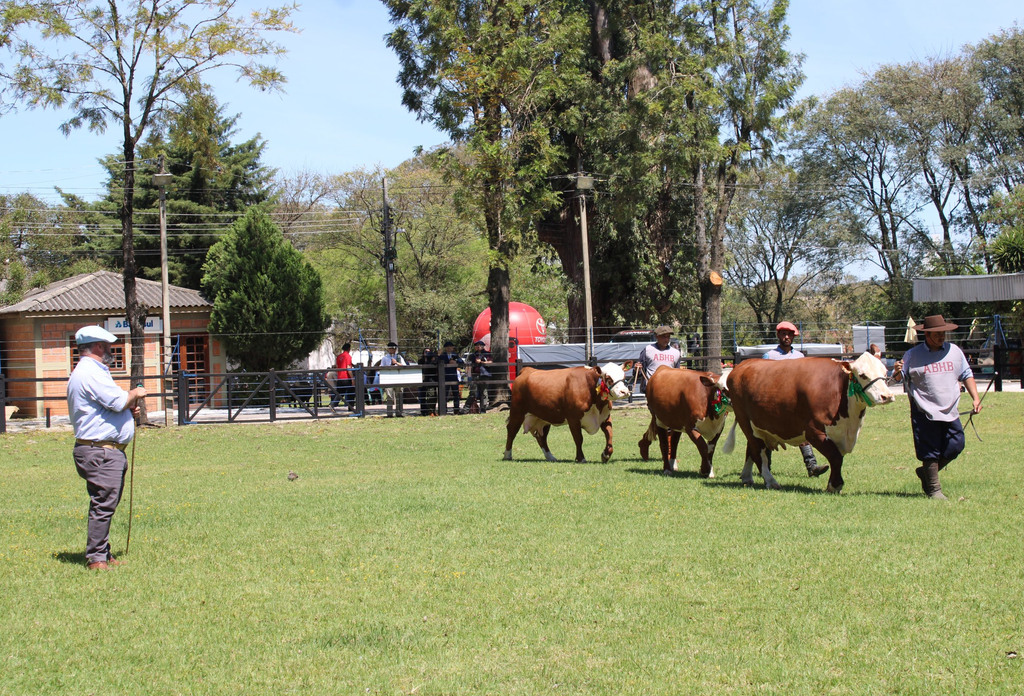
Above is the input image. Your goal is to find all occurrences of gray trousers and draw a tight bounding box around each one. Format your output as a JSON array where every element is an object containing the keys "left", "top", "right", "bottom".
[{"left": 73, "top": 445, "right": 127, "bottom": 564}]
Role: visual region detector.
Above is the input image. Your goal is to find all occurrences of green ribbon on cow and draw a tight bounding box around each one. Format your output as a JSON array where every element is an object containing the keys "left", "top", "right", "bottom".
[
  {"left": 711, "top": 390, "right": 731, "bottom": 416},
  {"left": 848, "top": 379, "right": 873, "bottom": 406}
]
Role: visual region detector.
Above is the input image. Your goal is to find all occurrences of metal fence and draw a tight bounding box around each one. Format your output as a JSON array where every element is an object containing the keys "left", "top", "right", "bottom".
[{"left": 2, "top": 346, "right": 1021, "bottom": 434}]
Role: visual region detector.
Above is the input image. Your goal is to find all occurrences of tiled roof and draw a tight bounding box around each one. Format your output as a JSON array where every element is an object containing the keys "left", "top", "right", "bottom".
[{"left": 0, "top": 270, "right": 211, "bottom": 315}]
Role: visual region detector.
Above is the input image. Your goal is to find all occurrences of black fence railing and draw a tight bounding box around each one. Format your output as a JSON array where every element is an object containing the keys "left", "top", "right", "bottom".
[{"left": 2, "top": 347, "right": 1021, "bottom": 433}]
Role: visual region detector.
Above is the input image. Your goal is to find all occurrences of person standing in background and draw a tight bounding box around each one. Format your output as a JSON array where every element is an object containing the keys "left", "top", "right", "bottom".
[{"left": 762, "top": 321, "right": 829, "bottom": 478}]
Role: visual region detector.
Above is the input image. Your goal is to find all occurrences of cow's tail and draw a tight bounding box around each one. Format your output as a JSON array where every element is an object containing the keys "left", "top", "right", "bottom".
[{"left": 721, "top": 420, "right": 738, "bottom": 455}]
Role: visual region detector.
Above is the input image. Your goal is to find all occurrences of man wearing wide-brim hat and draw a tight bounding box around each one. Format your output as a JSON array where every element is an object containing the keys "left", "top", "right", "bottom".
[
  {"left": 66, "top": 325, "right": 147, "bottom": 569},
  {"left": 636, "top": 325, "right": 681, "bottom": 464},
  {"left": 892, "top": 315, "right": 982, "bottom": 500}
]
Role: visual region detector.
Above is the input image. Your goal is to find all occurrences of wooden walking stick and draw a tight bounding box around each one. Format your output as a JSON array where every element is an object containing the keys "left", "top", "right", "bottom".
[{"left": 125, "top": 383, "right": 143, "bottom": 555}]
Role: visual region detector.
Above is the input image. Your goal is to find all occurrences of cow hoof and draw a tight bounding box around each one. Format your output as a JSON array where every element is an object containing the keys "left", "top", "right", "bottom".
[
  {"left": 741, "top": 478, "right": 754, "bottom": 487},
  {"left": 766, "top": 481, "right": 783, "bottom": 490},
  {"left": 601, "top": 450, "right": 612, "bottom": 463},
  {"left": 502, "top": 450, "right": 512, "bottom": 461},
  {"left": 825, "top": 483, "right": 843, "bottom": 494},
  {"left": 699, "top": 464, "right": 712, "bottom": 478},
  {"left": 544, "top": 452, "right": 557, "bottom": 462}
]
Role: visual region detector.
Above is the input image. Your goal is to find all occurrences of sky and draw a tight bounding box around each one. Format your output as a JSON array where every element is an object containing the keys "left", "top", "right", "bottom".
[{"left": 1, "top": 0, "right": 1022, "bottom": 204}]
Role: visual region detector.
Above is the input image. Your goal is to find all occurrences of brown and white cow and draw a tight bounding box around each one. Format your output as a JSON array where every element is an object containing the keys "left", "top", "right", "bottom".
[
  {"left": 639, "top": 366, "right": 731, "bottom": 477},
  {"left": 503, "top": 363, "right": 632, "bottom": 463},
  {"left": 722, "top": 353, "right": 894, "bottom": 493}
]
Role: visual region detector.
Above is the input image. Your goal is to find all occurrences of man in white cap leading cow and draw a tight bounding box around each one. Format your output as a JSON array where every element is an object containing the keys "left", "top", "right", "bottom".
[
  {"left": 66, "top": 325, "right": 147, "bottom": 570},
  {"left": 762, "top": 321, "right": 830, "bottom": 478}
]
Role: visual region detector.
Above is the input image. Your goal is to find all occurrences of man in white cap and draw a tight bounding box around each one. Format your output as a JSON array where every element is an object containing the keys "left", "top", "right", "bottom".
[
  {"left": 66, "top": 325, "right": 147, "bottom": 570},
  {"left": 762, "top": 321, "right": 829, "bottom": 478}
]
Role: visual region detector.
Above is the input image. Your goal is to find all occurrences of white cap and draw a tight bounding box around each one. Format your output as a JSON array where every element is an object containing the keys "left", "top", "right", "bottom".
[{"left": 75, "top": 325, "right": 119, "bottom": 345}]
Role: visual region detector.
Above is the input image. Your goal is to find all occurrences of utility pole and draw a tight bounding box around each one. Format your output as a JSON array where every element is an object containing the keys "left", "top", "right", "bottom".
[
  {"left": 576, "top": 173, "right": 595, "bottom": 363},
  {"left": 382, "top": 177, "right": 398, "bottom": 344},
  {"left": 153, "top": 156, "right": 173, "bottom": 426}
]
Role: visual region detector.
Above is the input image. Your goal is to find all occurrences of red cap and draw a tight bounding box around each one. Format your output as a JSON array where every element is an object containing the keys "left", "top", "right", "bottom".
[{"left": 775, "top": 321, "right": 799, "bottom": 336}]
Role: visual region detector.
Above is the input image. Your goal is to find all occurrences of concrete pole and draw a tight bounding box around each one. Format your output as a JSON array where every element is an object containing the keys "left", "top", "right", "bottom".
[{"left": 154, "top": 156, "right": 173, "bottom": 426}]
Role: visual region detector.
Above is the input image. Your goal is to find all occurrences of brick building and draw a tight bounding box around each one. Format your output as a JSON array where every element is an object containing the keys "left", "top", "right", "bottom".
[{"left": 0, "top": 270, "right": 225, "bottom": 418}]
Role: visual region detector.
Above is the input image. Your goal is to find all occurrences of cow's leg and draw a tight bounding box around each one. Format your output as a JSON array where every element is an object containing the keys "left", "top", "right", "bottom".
[
  {"left": 638, "top": 416, "right": 655, "bottom": 461},
  {"left": 600, "top": 417, "right": 614, "bottom": 463},
  {"left": 704, "top": 430, "right": 723, "bottom": 479},
  {"left": 568, "top": 419, "right": 587, "bottom": 462},
  {"left": 535, "top": 424, "right": 557, "bottom": 462},
  {"left": 759, "top": 446, "right": 782, "bottom": 490},
  {"left": 741, "top": 440, "right": 756, "bottom": 486},
  {"left": 657, "top": 426, "right": 671, "bottom": 470},
  {"left": 806, "top": 435, "right": 845, "bottom": 493},
  {"left": 666, "top": 430, "right": 682, "bottom": 473},
  {"left": 503, "top": 409, "right": 524, "bottom": 460},
  {"left": 688, "top": 429, "right": 714, "bottom": 478}
]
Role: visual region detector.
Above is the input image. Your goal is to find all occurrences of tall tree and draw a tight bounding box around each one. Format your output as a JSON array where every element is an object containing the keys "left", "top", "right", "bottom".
[
  {"left": 724, "top": 163, "right": 853, "bottom": 335},
  {"left": 683, "top": 0, "right": 803, "bottom": 369},
  {"left": 796, "top": 86, "right": 928, "bottom": 315},
  {"left": 201, "top": 209, "right": 328, "bottom": 372},
  {"left": 0, "top": 0, "right": 296, "bottom": 418},
  {"left": 92, "top": 90, "right": 275, "bottom": 289},
  {"left": 383, "top": 0, "right": 586, "bottom": 391}
]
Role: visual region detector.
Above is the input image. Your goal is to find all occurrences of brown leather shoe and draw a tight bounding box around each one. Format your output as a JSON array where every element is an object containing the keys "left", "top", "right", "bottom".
[
  {"left": 106, "top": 557, "right": 125, "bottom": 567},
  {"left": 87, "top": 561, "right": 109, "bottom": 571}
]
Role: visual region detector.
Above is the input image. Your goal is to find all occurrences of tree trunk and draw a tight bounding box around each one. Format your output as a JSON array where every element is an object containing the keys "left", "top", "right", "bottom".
[
  {"left": 121, "top": 137, "right": 150, "bottom": 424},
  {"left": 487, "top": 263, "right": 511, "bottom": 403}
]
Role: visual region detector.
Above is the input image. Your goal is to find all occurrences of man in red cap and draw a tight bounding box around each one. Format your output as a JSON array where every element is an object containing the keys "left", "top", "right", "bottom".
[
  {"left": 892, "top": 315, "right": 982, "bottom": 499},
  {"left": 762, "top": 321, "right": 829, "bottom": 477}
]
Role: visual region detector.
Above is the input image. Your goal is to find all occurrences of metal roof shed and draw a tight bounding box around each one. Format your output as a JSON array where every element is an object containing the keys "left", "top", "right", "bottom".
[{"left": 913, "top": 273, "right": 1024, "bottom": 302}]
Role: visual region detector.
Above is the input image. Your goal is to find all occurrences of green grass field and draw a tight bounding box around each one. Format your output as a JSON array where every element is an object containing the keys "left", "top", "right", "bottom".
[{"left": 2, "top": 393, "right": 1022, "bottom": 695}]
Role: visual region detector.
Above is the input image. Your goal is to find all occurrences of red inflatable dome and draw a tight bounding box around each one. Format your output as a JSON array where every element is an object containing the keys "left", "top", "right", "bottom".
[{"left": 472, "top": 302, "right": 546, "bottom": 350}]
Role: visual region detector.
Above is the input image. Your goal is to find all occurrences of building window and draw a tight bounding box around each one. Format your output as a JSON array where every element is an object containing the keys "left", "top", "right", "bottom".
[{"left": 69, "top": 336, "right": 126, "bottom": 373}]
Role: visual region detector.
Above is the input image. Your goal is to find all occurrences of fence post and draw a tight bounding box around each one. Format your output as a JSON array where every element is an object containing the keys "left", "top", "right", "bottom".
[
  {"left": 0, "top": 373, "right": 6, "bottom": 434},
  {"left": 177, "top": 370, "right": 190, "bottom": 425},
  {"left": 437, "top": 360, "right": 448, "bottom": 416},
  {"left": 994, "top": 347, "right": 1004, "bottom": 392},
  {"left": 269, "top": 370, "right": 277, "bottom": 422},
  {"left": 354, "top": 366, "right": 365, "bottom": 416}
]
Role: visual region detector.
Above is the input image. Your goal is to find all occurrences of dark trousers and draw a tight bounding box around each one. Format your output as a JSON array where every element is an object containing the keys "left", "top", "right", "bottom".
[
  {"left": 331, "top": 378, "right": 354, "bottom": 409},
  {"left": 910, "top": 404, "right": 966, "bottom": 463},
  {"left": 73, "top": 444, "right": 128, "bottom": 564}
]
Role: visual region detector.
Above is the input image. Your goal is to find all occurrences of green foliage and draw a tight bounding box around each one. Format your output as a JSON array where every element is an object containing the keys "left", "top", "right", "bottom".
[
  {"left": 3, "top": 397, "right": 1024, "bottom": 693},
  {"left": 91, "top": 90, "right": 275, "bottom": 289},
  {"left": 384, "top": 0, "right": 588, "bottom": 363},
  {"left": 0, "top": 0, "right": 297, "bottom": 382},
  {"left": 991, "top": 227, "right": 1024, "bottom": 273},
  {"left": 202, "top": 209, "right": 329, "bottom": 371},
  {"left": 0, "top": 193, "right": 104, "bottom": 305}
]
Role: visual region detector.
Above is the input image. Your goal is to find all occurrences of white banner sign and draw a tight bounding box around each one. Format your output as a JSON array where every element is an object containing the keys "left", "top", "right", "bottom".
[{"left": 105, "top": 317, "right": 163, "bottom": 334}]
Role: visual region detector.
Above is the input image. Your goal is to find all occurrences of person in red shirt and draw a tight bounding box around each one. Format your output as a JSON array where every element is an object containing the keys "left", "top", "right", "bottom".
[{"left": 333, "top": 342, "right": 354, "bottom": 411}]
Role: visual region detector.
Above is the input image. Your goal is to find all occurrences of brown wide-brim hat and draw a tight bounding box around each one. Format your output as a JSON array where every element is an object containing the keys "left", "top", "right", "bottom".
[
  {"left": 654, "top": 325, "right": 673, "bottom": 336},
  {"left": 914, "top": 314, "right": 958, "bottom": 332}
]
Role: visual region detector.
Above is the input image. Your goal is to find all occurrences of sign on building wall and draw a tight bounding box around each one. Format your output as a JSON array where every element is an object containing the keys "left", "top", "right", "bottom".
[{"left": 105, "top": 317, "right": 163, "bottom": 334}]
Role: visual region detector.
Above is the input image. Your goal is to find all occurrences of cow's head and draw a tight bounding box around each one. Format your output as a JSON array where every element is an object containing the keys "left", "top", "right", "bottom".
[
  {"left": 699, "top": 372, "right": 732, "bottom": 416},
  {"left": 844, "top": 352, "right": 895, "bottom": 406},
  {"left": 598, "top": 361, "right": 633, "bottom": 400}
]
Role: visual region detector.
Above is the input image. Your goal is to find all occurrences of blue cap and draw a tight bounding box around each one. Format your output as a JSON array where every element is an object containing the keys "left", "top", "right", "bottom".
[{"left": 75, "top": 325, "right": 119, "bottom": 345}]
